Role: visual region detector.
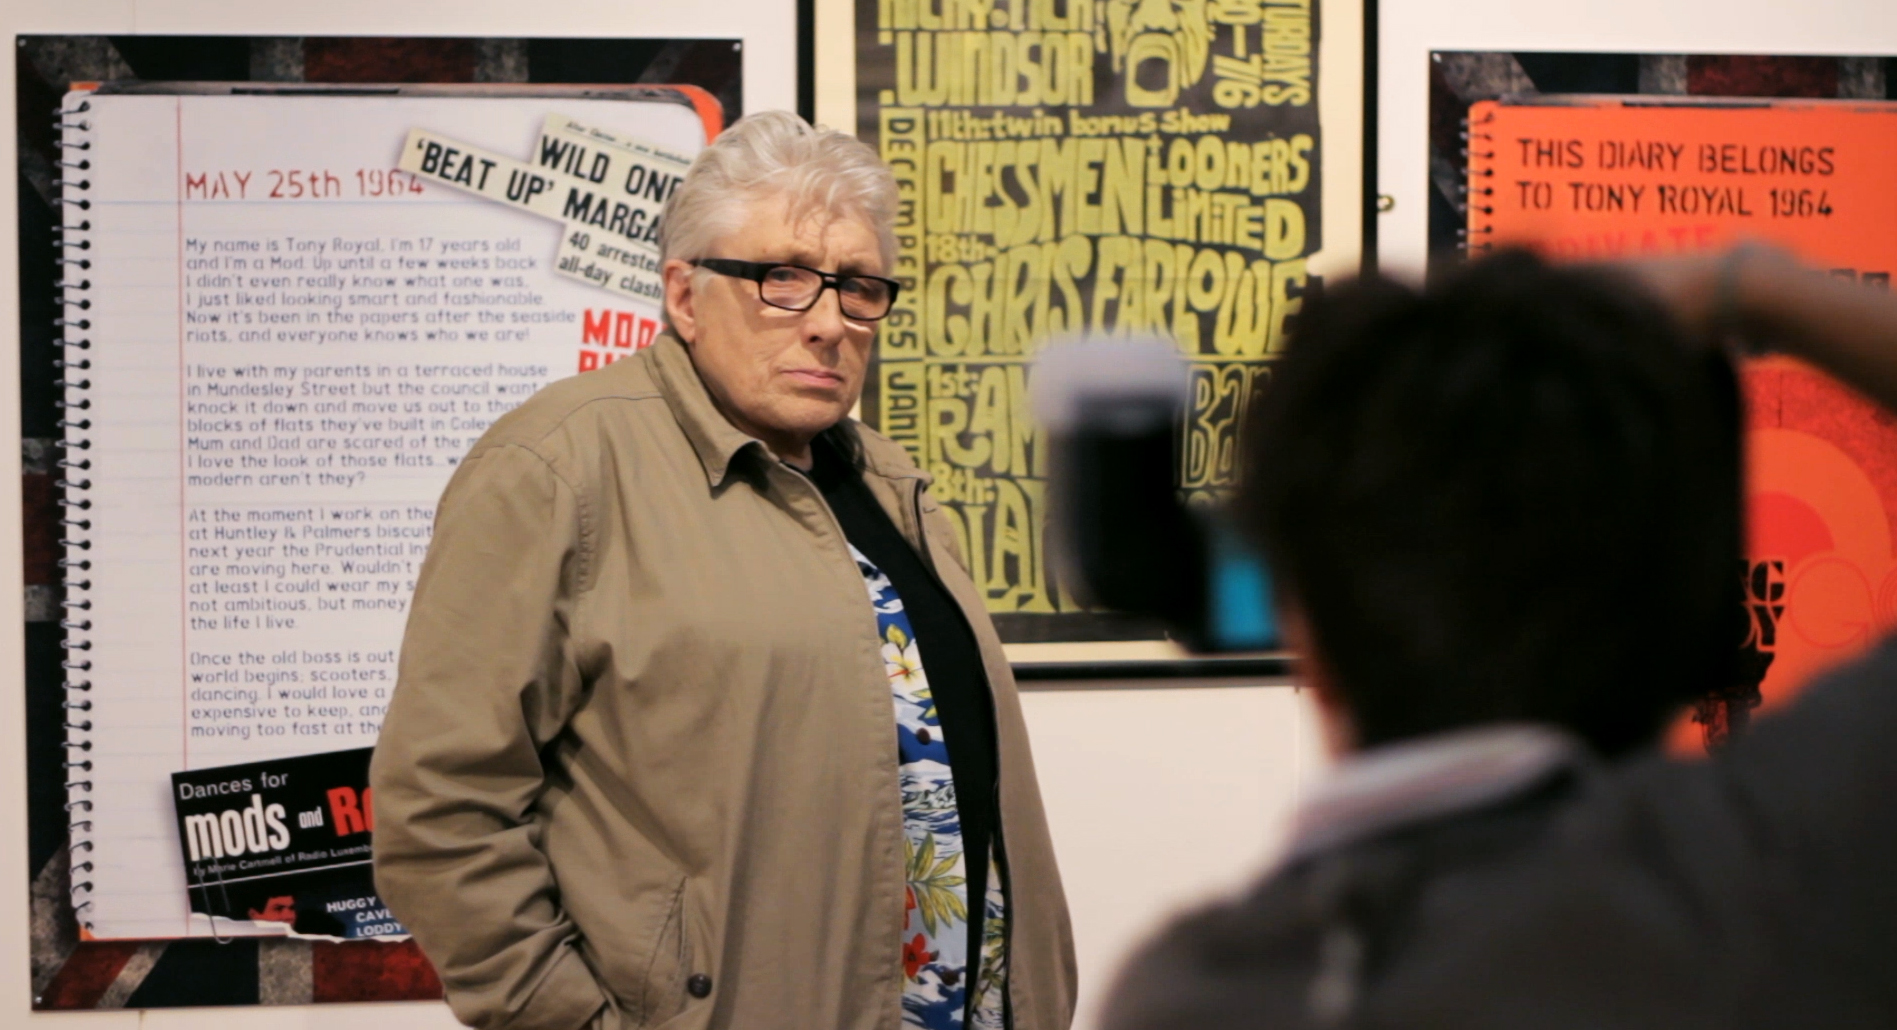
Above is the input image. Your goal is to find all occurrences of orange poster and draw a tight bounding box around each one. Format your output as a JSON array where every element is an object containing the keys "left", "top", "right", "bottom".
[{"left": 1470, "top": 97, "right": 1897, "bottom": 739}]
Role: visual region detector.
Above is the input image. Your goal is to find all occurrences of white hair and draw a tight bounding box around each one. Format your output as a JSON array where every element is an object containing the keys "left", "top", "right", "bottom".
[{"left": 659, "top": 111, "right": 898, "bottom": 274}]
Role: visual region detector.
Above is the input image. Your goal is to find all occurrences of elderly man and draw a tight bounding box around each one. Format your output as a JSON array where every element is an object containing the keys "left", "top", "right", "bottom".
[{"left": 371, "top": 112, "right": 1075, "bottom": 1030}]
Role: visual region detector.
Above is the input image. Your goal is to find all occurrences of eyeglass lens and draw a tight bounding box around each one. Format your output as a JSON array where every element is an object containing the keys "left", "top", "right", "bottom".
[{"left": 758, "top": 266, "right": 893, "bottom": 319}]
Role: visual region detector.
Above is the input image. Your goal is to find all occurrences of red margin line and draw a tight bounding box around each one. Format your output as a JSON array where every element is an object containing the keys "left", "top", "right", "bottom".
[
  {"left": 175, "top": 103, "right": 188, "bottom": 760},
  {"left": 176, "top": 96, "right": 190, "bottom": 938}
]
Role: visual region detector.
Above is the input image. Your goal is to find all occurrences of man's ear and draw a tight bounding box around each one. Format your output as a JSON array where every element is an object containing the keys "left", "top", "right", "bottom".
[
  {"left": 663, "top": 259, "right": 697, "bottom": 343},
  {"left": 1281, "top": 599, "right": 1357, "bottom": 756}
]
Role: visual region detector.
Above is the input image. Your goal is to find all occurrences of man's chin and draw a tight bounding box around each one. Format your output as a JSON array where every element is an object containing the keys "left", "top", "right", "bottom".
[
  {"left": 762, "top": 401, "right": 852, "bottom": 441},
  {"left": 774, "top": 389, "right": 855, "bottom": 423}
]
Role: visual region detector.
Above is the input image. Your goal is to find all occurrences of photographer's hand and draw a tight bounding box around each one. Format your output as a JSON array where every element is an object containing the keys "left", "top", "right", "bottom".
[{"left": 1628, "top": 245, "right": 1897, "bottom": 415}]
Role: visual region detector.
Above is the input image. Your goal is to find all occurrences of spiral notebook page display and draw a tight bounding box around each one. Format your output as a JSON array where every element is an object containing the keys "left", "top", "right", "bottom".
[{"left": 58, "top": 86, "right": 706, "bottom": 939}]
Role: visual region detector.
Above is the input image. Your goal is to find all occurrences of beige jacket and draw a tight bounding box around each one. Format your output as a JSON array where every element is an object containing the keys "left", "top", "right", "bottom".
[{"left": 371, "top": 334, "right": 1076, "bottom": 1030}]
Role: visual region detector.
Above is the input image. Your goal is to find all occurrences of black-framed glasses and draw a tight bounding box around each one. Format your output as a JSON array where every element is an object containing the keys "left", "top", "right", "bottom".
[{"left": 692, "top": 258, "right": 901, "bottom": 321}]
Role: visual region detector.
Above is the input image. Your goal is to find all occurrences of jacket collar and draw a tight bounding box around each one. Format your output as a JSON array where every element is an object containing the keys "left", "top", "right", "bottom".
[
  {"left": 1284, "top": 723, "right": 1583, "bottom": 864},
  {"left": 850, "top": 425, "right": 932, "bottom": 485},
  {"left": 651, "top": 330, "right": 933, "bottom": 490},
  {"left": 649, "top": 331, "right": 761, "bottom": 488}
]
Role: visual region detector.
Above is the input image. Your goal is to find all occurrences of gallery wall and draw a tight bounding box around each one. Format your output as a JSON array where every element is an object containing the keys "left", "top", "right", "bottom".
[{"left": 9, "top": 0, "right": 1896, "bottom": 1028}]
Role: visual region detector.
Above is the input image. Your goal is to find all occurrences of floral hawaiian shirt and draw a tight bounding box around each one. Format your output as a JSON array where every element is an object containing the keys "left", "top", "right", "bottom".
[{"left": 851, "top": 543, "right": 1008, "bottom": 1029}]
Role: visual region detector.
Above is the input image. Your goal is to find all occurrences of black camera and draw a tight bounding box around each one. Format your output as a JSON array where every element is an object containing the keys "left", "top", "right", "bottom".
[{"left": 1034, "top": 338, "right": 1279, "bottom": 653}]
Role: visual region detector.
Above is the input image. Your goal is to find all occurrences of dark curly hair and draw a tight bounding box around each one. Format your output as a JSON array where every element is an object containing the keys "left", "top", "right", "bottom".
[{"left": 1240, "top": 250, "right": 1741, "bottom": 756}]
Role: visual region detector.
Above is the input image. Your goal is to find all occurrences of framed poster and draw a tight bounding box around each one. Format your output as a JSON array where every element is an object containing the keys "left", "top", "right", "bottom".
[
  {"left": 829, "top": 0, "right": 1367, "bottom": 655},
  {"left": 1426, "top": 52, "right": 1897, "bottom": 749},
  {"left": 15, "top": 32, "right": 743, "bottom": 1012}
]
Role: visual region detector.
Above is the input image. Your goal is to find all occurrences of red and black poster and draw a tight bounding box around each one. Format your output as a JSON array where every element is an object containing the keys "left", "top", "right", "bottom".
[
  {"left": 1431, "top": 52, "right": 1897, "bottom": 749},
  {"left": 171, "top": 747, "right": 398, "bottom": 940}
]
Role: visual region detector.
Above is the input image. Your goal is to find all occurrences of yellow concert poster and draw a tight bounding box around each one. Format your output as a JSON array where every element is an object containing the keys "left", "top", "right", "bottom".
[{"left": 855, "top": 0, "right": 1343, "bottom": 641}]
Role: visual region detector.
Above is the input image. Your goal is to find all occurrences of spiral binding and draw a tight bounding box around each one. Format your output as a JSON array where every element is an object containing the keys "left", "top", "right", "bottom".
[
  {"left": 1462, "top": 115, "right": 1498, "bottom": 257},
  {"left": 57, "top": 98, "right": 97, "bottom": 931}
]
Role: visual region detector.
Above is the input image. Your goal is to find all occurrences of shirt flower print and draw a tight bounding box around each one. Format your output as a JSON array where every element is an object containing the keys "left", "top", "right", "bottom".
[{"left": 850, "top": 544, "right": 1007, "bottom": 1030}]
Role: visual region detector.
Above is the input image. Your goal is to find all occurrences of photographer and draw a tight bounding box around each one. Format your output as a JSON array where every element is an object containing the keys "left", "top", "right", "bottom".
[{"left": 1105, "top": 248, "right": 1897, "bottom": 1028}]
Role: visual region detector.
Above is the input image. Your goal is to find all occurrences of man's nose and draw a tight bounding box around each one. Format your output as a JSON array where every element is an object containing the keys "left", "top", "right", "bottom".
[{"left": 803, "top": 286, "right": 848, "bottom": 347}]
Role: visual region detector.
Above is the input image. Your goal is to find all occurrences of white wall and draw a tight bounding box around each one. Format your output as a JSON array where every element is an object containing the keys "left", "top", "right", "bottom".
[
  {"left": 1023, "top": 684, "right": 1325, "bottom": 1029},
  {"left": 45, "top": 0, "right": 1897, "bottom": 1025}
]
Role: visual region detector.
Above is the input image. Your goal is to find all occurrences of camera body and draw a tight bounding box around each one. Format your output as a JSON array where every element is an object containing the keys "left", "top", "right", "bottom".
[{"left": 1034, "top": 338, "right": 1278, "bottom": 653}]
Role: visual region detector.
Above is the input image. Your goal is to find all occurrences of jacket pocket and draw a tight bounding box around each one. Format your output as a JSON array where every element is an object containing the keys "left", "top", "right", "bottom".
[{"left": 632, "top": 873, "right": 692, "bottom": 1028}]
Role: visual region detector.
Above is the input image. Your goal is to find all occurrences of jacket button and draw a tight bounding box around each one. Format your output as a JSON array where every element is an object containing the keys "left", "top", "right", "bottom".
[{"left": 686, "top": 974, "right": 713, "bottom": 999}]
